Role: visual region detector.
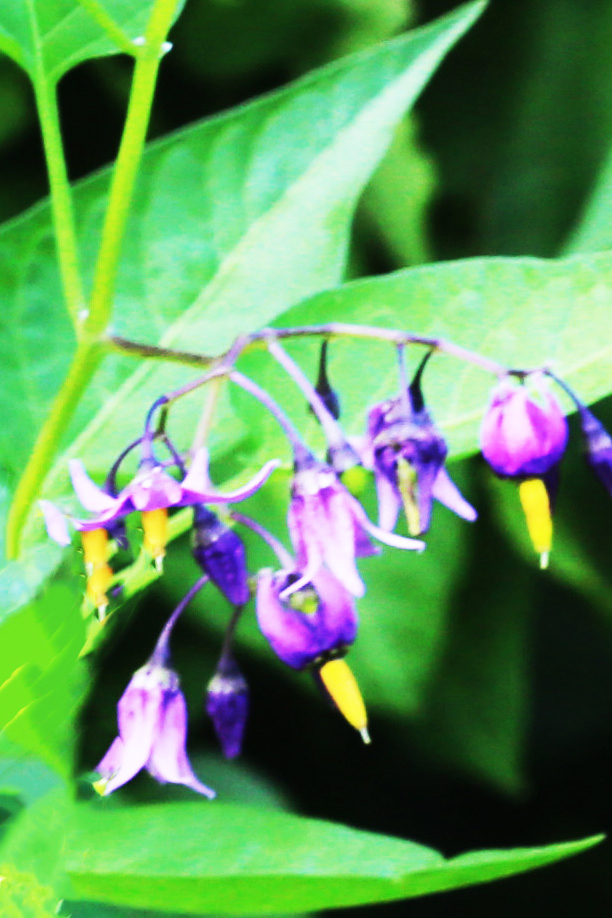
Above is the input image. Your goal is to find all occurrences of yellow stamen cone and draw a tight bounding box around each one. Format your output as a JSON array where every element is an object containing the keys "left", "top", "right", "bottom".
[
  {"left": 81, "top": 527, "right": 109, "bottom": 572},
  {"left": 86, "top": 563, "right": 113, "bottom": 616},
  {"left": 397, "top": 457, "right": 421, "bottom": 537},
  {"left": 142, "top": 508, "right": 168, "bottom": 566},
  {"left": 319, "top": 658, "right": 370, "bottom": 742},
  {"left": 518, "top": 478, "right": 553, "bottom": 569}
]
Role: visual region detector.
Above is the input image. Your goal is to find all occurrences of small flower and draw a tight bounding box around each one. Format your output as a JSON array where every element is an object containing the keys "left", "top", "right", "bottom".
[
  {"left": 257, "top": 567, "right": 358, "bottom": 669},
  {"left": 288, "top": 454, "right": 424, "bottom": 598},
  {"left": 41, "top": 449, "right": 279, "bottom": 544},
  {"left": 366, "top": 358, "right": 476, "bottom": 536},
  {"left": 480, "top": 375, "right": 568, "bottom": 477},
  {"left": 480, "top": 374, "right": 568, "bottom": 568},
  {"left": 256, "top": 567, "right": 369, "bottom": 740},
  {"left": 192, "top": 506, "right": 250, "bottom": 606},
  {"left": 206, "top": 652, "right": 249, "bottom": 759},
  {"left": 94, "top": 660, "right": 215, "bottom": 798}
]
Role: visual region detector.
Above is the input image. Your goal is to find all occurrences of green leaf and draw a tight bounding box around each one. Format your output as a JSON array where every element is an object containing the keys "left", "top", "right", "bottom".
[
  {"left": 0, "top": 581, "right": 86, "bottom": 775},
  {"left": 0, "top": 1, "right": 186, "bottom": 84},
  {"left": 565, "top": 144, "right": 612, "bottom": 253},
  {"left": 0, "top": 2, "right": 487, "bottom": 515},
  {"left": 257, "top": 252, "right": 612, "bottom": 463},
  {"left": 64, "top": 801, "right": 602, "bottom": 914}
]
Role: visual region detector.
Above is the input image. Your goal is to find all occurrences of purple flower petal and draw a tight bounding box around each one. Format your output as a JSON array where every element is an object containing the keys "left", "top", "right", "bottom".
[
  {"left": 360, "top": 515, "right": 426, "bottom": 552},
  {"left": 39, "top": 500, "right": 71, "bottom": 546},
  {"left": 374, "top": 470, "right": 401, "bottom": 532},
  {"left": 69, "top": 460, "right": 118, "bottom": 513},
  {"left": 431, "top": 468, "right": 477, "bottom": 522},
  {"left": 147, "top": 688, "right": 215, "bottom": 798},
  {"left": 257, "top": 568, "right": 358, "bottom": 670},
  {"left": 180, "top": 448, "right": 212, "bottom": 495},
  {"left": 129, "top": 465, "right": 183, "bottom": 512}
]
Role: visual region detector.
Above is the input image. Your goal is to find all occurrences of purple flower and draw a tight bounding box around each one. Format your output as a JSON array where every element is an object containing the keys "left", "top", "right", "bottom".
[
  {"left": 366, "top": 395, "right": 476, "bottom": 536},
  {"left": 256, "top": 566, "right": 370, "bottom": 740},
  {"left": 192, "top": 506, "right": 250, "bottom": 606},
  {"left": 206, "top": 653, "right": 249, "bottom": 759},
  {"left": 41, "top": 448, "right": 280, "bottom": 546},
  {"left": 94, "top": 660, "right": 215, "bottom": 798},
  {"left": 287, "top": 456, "right": 424, "bottom": 598},
  {"left": 480, "top": 375, "right": 568, "bottom": 478},
  {"left": 256, "top": 567, "right": 358, "bottom": 670}
]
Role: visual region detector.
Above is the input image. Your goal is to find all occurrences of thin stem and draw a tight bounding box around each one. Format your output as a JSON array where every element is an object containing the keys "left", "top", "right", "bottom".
[
  {"left": 151, "top": 573, "right": 209, "bottom": 666},
  {"left": 544, "top": 369, "right": 584, "bottom": 411},
  {"left": 257, "top": 325, "right": 510, "bottom": 377},
  {"left": 6, "top": 340, "right": 105, "bottom": 557},
  {"left": 7, "top": 0, "right": 177, "bottom": 557},
  {"left": 105, "top": 435, "right": 143, "bottom": 494},
  {"left": 266, "top": 339, "right": 346, "bottom": 449},
  {"left": 76, "top": 0, "right": 138, "bottom": 57},
  {"left": 231, "top": 512, "right": 294, "bottom": 569},
  {"left": 229, "top": 370, "right": 309, "bottom": 459},
  {"left": 109, "top": 321, "right": 515, "bottom": 378},
  {"left": 396, "top": 343, "right": 411, "bottom": 415},
  {"left": 106, "top": 334, "right": 215, "bottom": 368},
  {"left": 192, "top": 376, "right": 224, "bottom": 454},
  {"left": 85, "top": 0, "right": 179, "bottom": 340},
  {"left": 219, "top": 604, "right": 244, "bottom": 661},
  {"left": 33, "top": 78, "right": 84, "bottom": 326}
]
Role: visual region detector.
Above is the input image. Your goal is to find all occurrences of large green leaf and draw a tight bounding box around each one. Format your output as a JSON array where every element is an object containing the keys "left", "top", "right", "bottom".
[
  {"left": 0, "top": 3, "right": 486, "bottom": 515},
  {"left": 63, "top": 801, "right": 601, "bottom": 914},
  {"left": 0, "top": 580, "right": 85, "bottom": 775},
  {"left": 247, "top": 252, "right": 612, "bottom": 465},
  {"left": 0, "top": 0, "right": 186, "bottom": 84}
]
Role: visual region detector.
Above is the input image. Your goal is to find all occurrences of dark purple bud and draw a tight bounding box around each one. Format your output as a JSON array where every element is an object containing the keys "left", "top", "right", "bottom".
[
  {"left": 256, "top": 567, "right": 358, "bottom": 670},
  {"left": 578, "top": 405, "right": 612, "bottom": 494},
  {"left": 311, "top": 340, "right": 341, "bottom": 420},
  {"left": 206, "top": 654, "right": 249, "bottom": 759},
  {"left": 192, "top": 506, "right": 250, "bottom": 606},
  {"left": 480, "top": 375, "right": 568, "bottom": 478}
]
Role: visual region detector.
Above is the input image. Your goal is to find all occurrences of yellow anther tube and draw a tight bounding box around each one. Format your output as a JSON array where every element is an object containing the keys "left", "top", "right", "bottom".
[
  {"left": 518, "top": 478, "right": 553, "bottom": 569},
  {"left": 81, "top": 528, "right": 112, "bottom": 616},
  {"left": 397, "top": 457, "right": 421, "bottom": 537},
  {"left": 142, "top": 508, "right": 168, "bottom": 570},
  {"left": 319, "top": 658, "right": 370, "bottom": 743}
]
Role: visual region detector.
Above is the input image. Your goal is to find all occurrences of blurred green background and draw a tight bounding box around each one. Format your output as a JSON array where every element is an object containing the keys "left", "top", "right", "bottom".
[{"left": 4, "top": 0, "right": 612, "bottom": 914}]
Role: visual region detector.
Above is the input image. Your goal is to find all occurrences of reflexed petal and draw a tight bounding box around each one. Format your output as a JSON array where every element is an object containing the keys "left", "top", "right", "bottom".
[
  {"left": 147, "top": 689, "right": 215, "bottom": 798},
  {"left": 374, "top": 470, "right": 401, "bottom": 532},
  {"left": 96, "top": 736, "right": 125, "bottom": 779},
  {"left": 69, "top": 460, "right": 118, "bottom": 513},
  {"left": 432, "top": 468, "right": 477, "bottom": 522},
  {"left": 39, "top": 500, "right": 71, "bottom": 546},
  {"left": 361, "top": 515, "right": 426, "bottom": 551},
  {"left": 180, "top": 447, "right": 212, "bottom": 495},
  {"left": 193, "top": 459, "right": 281, "bottom": 505}
]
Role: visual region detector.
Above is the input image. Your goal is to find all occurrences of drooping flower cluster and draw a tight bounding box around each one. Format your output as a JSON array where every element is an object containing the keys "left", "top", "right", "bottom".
[{"left": 40, "top": 326, "right": 612, "bottom": 798}]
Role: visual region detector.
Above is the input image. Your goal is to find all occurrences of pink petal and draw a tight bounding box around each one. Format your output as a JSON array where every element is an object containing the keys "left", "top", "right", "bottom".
[
  {"left": 180, "top": 448, "right": 212, "bottom": 495},
  {"left": 39, "top": 500, "right": 71, "bottom": 546},
  {"left": 361, "top": 515, "right": 426, "bottom": 552},
  {"left": 374, "top": 471, "right": 401, "bottom": 532},
  {"left": 69, "top": 460, "right": 118, "bottom": 513},
  {"left": 147, "top": 690, "right": 215, "bottom": 798},
  {"left": 432, "top": 468, "right": 477, "bottom": 522}
]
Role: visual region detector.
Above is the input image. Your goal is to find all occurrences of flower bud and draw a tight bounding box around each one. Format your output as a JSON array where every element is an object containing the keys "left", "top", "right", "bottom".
[
  {"left": 192, "top": 506, "right": 249, "bottom": 606},
  {"left": 206, "top": 653, "right": 249, "bottom": 759}
]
